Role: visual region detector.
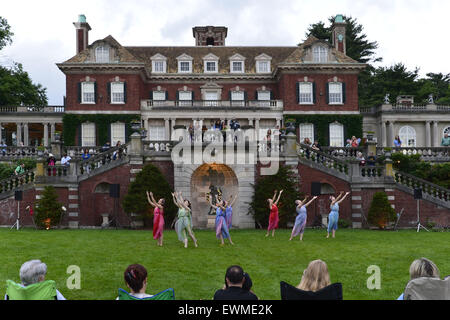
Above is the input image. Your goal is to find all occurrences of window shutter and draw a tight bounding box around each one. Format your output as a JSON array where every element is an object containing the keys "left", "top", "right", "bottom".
[
  {"left": 312, "top": 82, "right": 316, "bottom": 104},
  {"left": 191, "top": 91, "right": 195, "bottom": 101},
  {"left": 244, "top": 91, "right": 248, "bottom": 101},
  {"left": 255, "top": 91, "right": 258, "bottom": 100},
  {"left": 125, "top": 122, "right": 130, "bottom": 143},
  {"left": 342, "top": 82, "right": 346, "bottom": 104},
  {"left": 165, "top": 91, "right": 169, "bottom": 100},
  {"left": 108, "top": 124, "right": 112, "bottom": 145},
  {"left": 296, "top": 82, "right": 300, "bottom": 104},
  {"left": 77, "top": 124, "right": 82, "bottom": 146},
  {"left": 229, "top": 90, "right": 232, "bottom": 101},
  {"left": 325, "top": 82, "right": 329, "bottom": 104},
  {"left": 107, "top": 82, "right": 111, "bottom": 104},
  {"left": 270, "top": 91, "right": 274, "bottom": 100},
  {"left": 94, "top": 82, "right": 98, "bottom": 104},
  {"left": 176, "top": 91, "right": 179, "bottom": 101},
  {"left": 123, "top": 82, "right": 127, "bottom": 103},
  {"left": 77, "top": 82, "right": 82, "bottom": 103},
  {"left": 149, "top": 90, "right": 153, "bottom": 100}
]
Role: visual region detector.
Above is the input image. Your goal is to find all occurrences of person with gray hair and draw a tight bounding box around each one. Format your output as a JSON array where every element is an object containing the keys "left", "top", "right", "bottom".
[
  {"left": 397, "top": 257, "right": 440, "bottom": 300},
  {"left": 5, "top": 259, "right": 66, "bottom": 300}
]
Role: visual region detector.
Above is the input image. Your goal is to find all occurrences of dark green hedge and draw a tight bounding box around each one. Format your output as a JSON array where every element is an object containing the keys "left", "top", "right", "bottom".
[
  {"left": 285, "top": 115, "right": 363, "bottom": 146},
  {"left": 62, "top": 114, "right": 140, "bottom": 146}
]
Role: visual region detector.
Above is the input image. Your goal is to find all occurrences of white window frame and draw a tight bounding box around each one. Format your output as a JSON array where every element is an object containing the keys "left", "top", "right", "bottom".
[
  {"left": 152, "top": 60, "right": 166, "bottom": 73},
  {"left": 110, "top": 122, "right": 125, "bottom": 146},
  {"left": 111, "top": 82, "right": 125, "bottom": 104},
  {"left": 299, "top": 123, "right": 314, "bottom": 144},
  {"left": 299, "top": 82, "right": 313, "bottom": 104},
  {"left": 81, "top": 122, "right": 96, "bottom": 147},
  {"left": 231, "top": 91, "right": 245, "bottom": 101},
  {"left": 149, "top": 126, "right": 166, "bottom": 141},
  {"left": 256, "top": 60, "right": 270, "bottom": 73},
  {"left": 179, "top": 91, "right": 193, "bottom": 101},
  {"left": 204, "top": 61, "right": 218, "bottom": 73},
  {"left": 257, "top": 91, "right": 271, "bottom": 101},
  {"left": 328, "top": 82, "right": 343, "bottom": 105},
  {"left": 399, "top": 126, "right": 417, "bottom": 147},
  {"left": 230, "top": 61, "right": 244, "bottom": 73},
  {"left": 178, "top": 61, "right": 192, "bottom": 73},
  {"left": 313, "top": 46, "right": 328, "bottom": 63},
  {"left": 329, "top": 122, "right": 344, "bottom": 147},
  {"left": 153, "top": 91, "right": 166, "bottom": 101},
  {"left": 95, "top": 46, "right": 109, "bottom": 63},
  {"left": 81, "top": 82, "right": 95, "bottom": 104}
]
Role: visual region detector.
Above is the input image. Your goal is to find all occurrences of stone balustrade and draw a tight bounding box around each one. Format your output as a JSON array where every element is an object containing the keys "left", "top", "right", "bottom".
[
  {"left": 0, "top": 146, "right": 52, "bottom": 159},
  {"left": 141, "top": 99, "right": 283, "bottom": 110},
  {"left": 376, "top": 147, "right": 450, "bottom": 162},
  {"left": 0, "top": 105, "right": 65, "bottom": 113},
  {"left": 394, "top": 171, "right": 449, "bottom": 203},
  {"left": 0, "top": 171, "right": 35, "bottom": 193}
]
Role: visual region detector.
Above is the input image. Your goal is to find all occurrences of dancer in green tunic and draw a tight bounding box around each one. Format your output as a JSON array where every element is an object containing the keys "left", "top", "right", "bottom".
[{"left": 172, "top": 192, "right": 198, "bottom": 248}]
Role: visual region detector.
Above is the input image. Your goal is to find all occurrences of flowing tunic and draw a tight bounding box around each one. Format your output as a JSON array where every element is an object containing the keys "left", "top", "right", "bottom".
[
  {"left": 291, "top": 205, "right": 307, "bottom": 237},
  {"left": 215, "top": 207, "right": 230, "bottom": 239},
  {"left": 152, "top": 206, "right": 164, "bottom": 240},
  {"left": 175, "top": 208, "right": 193, "bottom": 242},
  {"left": 267, "top": 204, "right": 279, "bottom": 231},
  {"left": 225, "top": 206, "right": 233, "bottom": 230},
  {"left": 327, "top": 203, "right": 339, "bottom": 232}
]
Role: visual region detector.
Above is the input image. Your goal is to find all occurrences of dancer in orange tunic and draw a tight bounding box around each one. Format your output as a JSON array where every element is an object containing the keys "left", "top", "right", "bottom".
[
  {"left": 265, "top": 189, "right": 283, "bottom": 237},
  {"left": 146, "top": 191, "right": 165, "bottom": 246}
]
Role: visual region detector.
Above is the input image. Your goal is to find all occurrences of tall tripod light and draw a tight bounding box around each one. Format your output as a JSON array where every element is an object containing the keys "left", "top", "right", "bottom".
[
  {"left": 414, "top": 188, "right": 428, "bottom": 232},
  {"left": 11, "top": 191, "right": 23, "bottom": 230}
]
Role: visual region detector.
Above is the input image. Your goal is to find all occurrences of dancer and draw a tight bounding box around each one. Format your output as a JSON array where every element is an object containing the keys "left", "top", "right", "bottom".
[
  {"left": 172, "top": 192, "right": 198, "bottom": 248},
  {"left": 209, "top": 195, "right": 234, "bottom": 246},
  {"left": 225, "top": 194, "right": 237, "bottom": 230},
  {"left": 289, "top": 195, "right": 318, "bottom": 241},
  {"left": 146, "top": 191, "right": 165, "bottom": 247},
  {"left": 327, "top": 191, "right": 350, "bottom": 239},
  {"left": 266, "top": 189, "right": 283, "bottom": 237}
]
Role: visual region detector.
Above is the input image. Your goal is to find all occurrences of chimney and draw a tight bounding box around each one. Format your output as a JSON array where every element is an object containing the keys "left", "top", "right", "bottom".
[
  {"left": 331, "top": 14, "right": 346, "bottom": 54},
  {"left": 192, "top": 26, "right": 228, "bottom": 46},
  {"left": 73, "top": 14, "right": 91, "bottom": 54}
]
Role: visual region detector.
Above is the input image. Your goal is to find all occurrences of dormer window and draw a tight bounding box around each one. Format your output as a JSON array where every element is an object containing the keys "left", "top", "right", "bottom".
[
  {"left": 313, "top": 46, "right": 328, "bottom": 63},
  {"left": 255, "top": 54, "right": 272, "bottom": 73},
  {"left": 203, "top": 53, "right": 219, "bottom": 73},
  {"left": 95, "top": 46, "right": 109, "bottom": 63},
  {"left": 229, "top": 54, "right": 246, "bottom": 73},
  {"left": 151, "top": 54, "right": 167, "bottom": 73},
  {"left": 177, "top": 54, "right": 193, "bottom": 73},
  {"left": 205, "top": 61, "right": 217, "bottom": 72}
]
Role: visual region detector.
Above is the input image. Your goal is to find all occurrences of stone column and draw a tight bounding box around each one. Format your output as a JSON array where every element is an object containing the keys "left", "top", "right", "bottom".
[
  {"left": 381, "top": 121, "right": 387, "bottom": 147},
  {"left": 388, "top": 121, "right": 394, "bottom": 147},
  {"left": 23, "top": 123, "right": 29, "bottom": 146},
  {"left": 254, "top": 118, "right": 260, "bottom": 141},
  {"left": 433, "top": 121, "right": 439, "bottom": 147},
  {"left": 248, "top": 118, "right": 254, "bottom": 141},
  {"left": 425, "top": 121, "right": 431, "bottom": 147},
  {"left": 171, "top": 118, "right": 177, "bottom": 141},
  {"left": 276, "top": 118, "right": 281, "bottom": 128},
  {"left": 43, "top": 122, "right": 49, "bottom": 147},
  {"left": 164, "top": 118, "right": 170, "bottom": 141},
  {"left": 50, "top": 122, "right": 56, "bottom": 143},
  {"left": 16, "top": 123, "right": 22, "bottom": 146}
]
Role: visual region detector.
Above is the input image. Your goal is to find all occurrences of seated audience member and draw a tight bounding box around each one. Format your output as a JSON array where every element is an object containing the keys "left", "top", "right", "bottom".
[
  {"left": 5, "top": 259, "right": 66, "bottom": 300},
  {"left": 214, "top": 265, "right": 258, "bottom": 300},
  {"left": 398, "top": 258, "right": 440, "bottom": 300},
  {"left": 117, "top": 264, "right": 153, "bottom": 299},
  {"left": 366, "top": 152, "right": 376, "bottom": 166},
  {"left": 356, "top": 151, "right": 366, "bottom": 166},
  {"left": 297, "top": 260, "right": 331, "bottom": 292}
]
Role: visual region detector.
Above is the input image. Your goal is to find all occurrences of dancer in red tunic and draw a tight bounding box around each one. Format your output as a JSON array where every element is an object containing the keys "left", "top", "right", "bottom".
[
  {"left": 146, "top": 191, "right": 165, "bottom": 247},
  {"left": 265, "top": 189, "right": 283, "bottom": 237}
]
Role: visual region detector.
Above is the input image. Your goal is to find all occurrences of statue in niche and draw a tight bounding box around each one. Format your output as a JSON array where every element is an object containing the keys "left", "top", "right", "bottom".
[
  {"left": 384, "top": 93, "right": 390, "bottom": 104},
  {"left": 428, "top": 94, "right": 434, "bottom": 104}
]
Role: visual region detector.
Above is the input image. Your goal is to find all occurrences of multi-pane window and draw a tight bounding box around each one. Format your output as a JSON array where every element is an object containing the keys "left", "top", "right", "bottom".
[
  {"left": 257, "top": 61, "right": 270, "bottom": 73},
  {"left": 328, "top": 82, "right": 343, "bottom": 104},
  {"left": 299, "top": 124, "right": 314, "bottom": 143},
  {"left": 231, "top": 91, "right": 244, "bottom": 100},
  {"left": 153, "top": 61, "right": 166, "bottom": 73},
  {"left": 257, "top": 91, "right": 271, "bottom": 101},
  {"left": 313, "top": 46, "right": 328, "bottom": 63},
  {"left": 82, "top": 82, "right": 95, "bottom": 104},
  {"left": 111, "top": 82, "right": 124, "bottom": 103},
  {"left": 111, "top": 122, "right": 125, "bottom": 146},
  {"left": 179, "top": 61, "right": 191, "bottom": 73},
  {"left": 179, "top": 91, "right": 192, "bottom": 100},
  {"left": 81, "top": 122, "right": 96, "bottom": 146},
  {"left": 153, "top": 91, "right": 166, "bottom": 101},
  {"left": 299, "top": 82, "right": 313, "bottom": 104},
  {"left": 329, "top": 123, "right": 344, "bottom": 147},
  {"left": 149, "top": 126, "right": 165, "bottom": 141},
  {"left": 231, "top": 61, "right": 243, "bottom": 73},
  {"left": 205, "top": 61, "right": 217, "bottom": 72},
  {"left": 95, "top": 46, "right": 109, "bottom": 63},
  {"left": 399, "top": 126, "right": 417, "bottom": 147}
]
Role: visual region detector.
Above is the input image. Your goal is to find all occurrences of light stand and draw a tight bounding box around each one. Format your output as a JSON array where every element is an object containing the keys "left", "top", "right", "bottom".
[
  {"left": 416, "top": 199, "right": 429, "bottom": 232},
  {"left": 10, "top": 201, "right": 20, "bottom": 230}
]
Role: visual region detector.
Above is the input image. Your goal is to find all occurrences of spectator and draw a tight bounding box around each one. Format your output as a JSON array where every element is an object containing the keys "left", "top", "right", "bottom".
[
  {"left": 394, "top": 135, "right": 402, "bottom": 147},
  {"left": 5, "top": 259, "right": 66, "bottom": 300},
  {"left": 113, "top": 141, "right": 123, "bottom": 160},
  {"left": 47, "top": 153, "right": 56, "bottom": 167},
  {"left": 356, "top": 151, "right": 366, "bottom": 166},
  {"left": 311, "top": 140, "right": 322, "bottom": 152},
  {"left": 297, "top": 260, "right": 331, "bottom": 292},
  {"left": 102, "top": 141, "right": 111, "bottom": 152},
  {"left": 441, "top": 133, "right": 450, "bottom": 147},
  {"left": 264, "top": 129, "right": 272, "bottom": 151},
  {"left": 0, "top": 140, "right": 6, "bottom": 156},
  {"left": 214, "top": 265, "right": 258, "bottom": 300},
  {"left": 117, "top": 264, "right": 153, "bottom": 299},
  {"left": 188, "top": 124, "right": 194, "bottom": 142},
  {"left": 345, "top": 139, "right": 351, "bottom": 147},
  {"left": 366, "top": 152, "right": 376, "bottom": 166},
  {"left": 15, "top": 163, "right": 25, "bottom": 176},
  {"left": 303, "top": 137, "right": 312, "bottom": 147},
  {"left": 397, "top": 257, "right": 440, "bottom": 300},
  {"left": 350, "top": 136, "right": 360, "bottom": 147},
  {"left": 82, "top": 149, "right": 91, "bottom": 173}
]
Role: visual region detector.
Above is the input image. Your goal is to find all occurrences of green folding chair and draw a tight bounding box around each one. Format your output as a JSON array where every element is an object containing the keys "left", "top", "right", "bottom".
[
  {"left": 118, "top": 288, "right": 175, "bottom": 300},
  {"left": 5, "top": 280, "right": 57, "bottom": 300}
]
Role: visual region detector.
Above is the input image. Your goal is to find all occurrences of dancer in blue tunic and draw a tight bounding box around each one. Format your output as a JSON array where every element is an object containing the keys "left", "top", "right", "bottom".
[
  {"left": 224, "top": 194, "right": 237, "bottom": 230},
  {"left": 289, "top": 195, "right": 318, "bottom": 241},
  {"left": 209, "top": 196, "right": 234, "bottom": 246},
  {"left": 327, "top": 191, "right": 350, "bottom": 239}
]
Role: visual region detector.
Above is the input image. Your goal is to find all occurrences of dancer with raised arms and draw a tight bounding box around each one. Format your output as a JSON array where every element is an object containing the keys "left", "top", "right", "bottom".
[
  {"left": 327, "top": 191, "right": 350, "bottom": 239},
  {"left": 225, "top": 194, "right": 237, "bottom": 230},
  {"left": 266, "top": 189, "right": 283, "bottom": 237},
  {"left": 146, "top": 191, "right": 165, "bottom": 247},
  {"left": 172, "top": 192, "right": 198, "bottom": 248},
  {"left": 289, "top": 195, "right": 318, "bottom": 241},
  {"left": 209, "top": 195, "right": 234, "bottom": 246}
]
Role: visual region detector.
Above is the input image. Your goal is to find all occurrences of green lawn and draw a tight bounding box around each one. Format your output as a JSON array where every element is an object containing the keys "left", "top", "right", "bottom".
[{"left": 0, "top": 228, "right": 448, "bottom": 300}]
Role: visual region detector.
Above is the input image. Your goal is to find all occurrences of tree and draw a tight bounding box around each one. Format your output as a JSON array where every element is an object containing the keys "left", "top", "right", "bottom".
[
  {"left": 122, "top": 164, "right": 177, "bottom": 226},
  {"left": 34, "top": 186, "right": 64, "bottom": 229},
  {"left": 0, "top": 16, "right": 47, "bottom": 106},
  {"left": 367, "top": 192, "right": 396, "bottom": 229},
  {"left": 249, "top": 164, "right": 301, "bottom": 228}
]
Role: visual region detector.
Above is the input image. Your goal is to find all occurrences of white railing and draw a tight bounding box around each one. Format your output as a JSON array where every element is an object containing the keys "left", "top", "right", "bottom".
[
  {"left": 0, "top": 106, "right": 65, "bottom": 113},
  {"left": 141, "top": 100, "right": 283, "bottom": 109}
]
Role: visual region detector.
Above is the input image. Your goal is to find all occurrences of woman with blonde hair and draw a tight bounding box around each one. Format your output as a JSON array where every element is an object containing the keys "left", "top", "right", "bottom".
[
  {"left": 297, "top": 260, "right": 331, "bottom": 292},
  {"left": 397, "top": 257, "right": 440, "bottom": 300}
]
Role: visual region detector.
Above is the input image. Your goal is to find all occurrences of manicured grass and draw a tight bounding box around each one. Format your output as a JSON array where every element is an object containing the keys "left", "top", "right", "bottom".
[{"left": 0, "top": 228, "right": 448, "bottom": 300}]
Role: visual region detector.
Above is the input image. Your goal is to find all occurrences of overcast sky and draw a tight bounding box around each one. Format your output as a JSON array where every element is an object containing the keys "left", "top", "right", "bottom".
[{"left": 1, "top": 0, "right": 449, "bottom": 105}]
